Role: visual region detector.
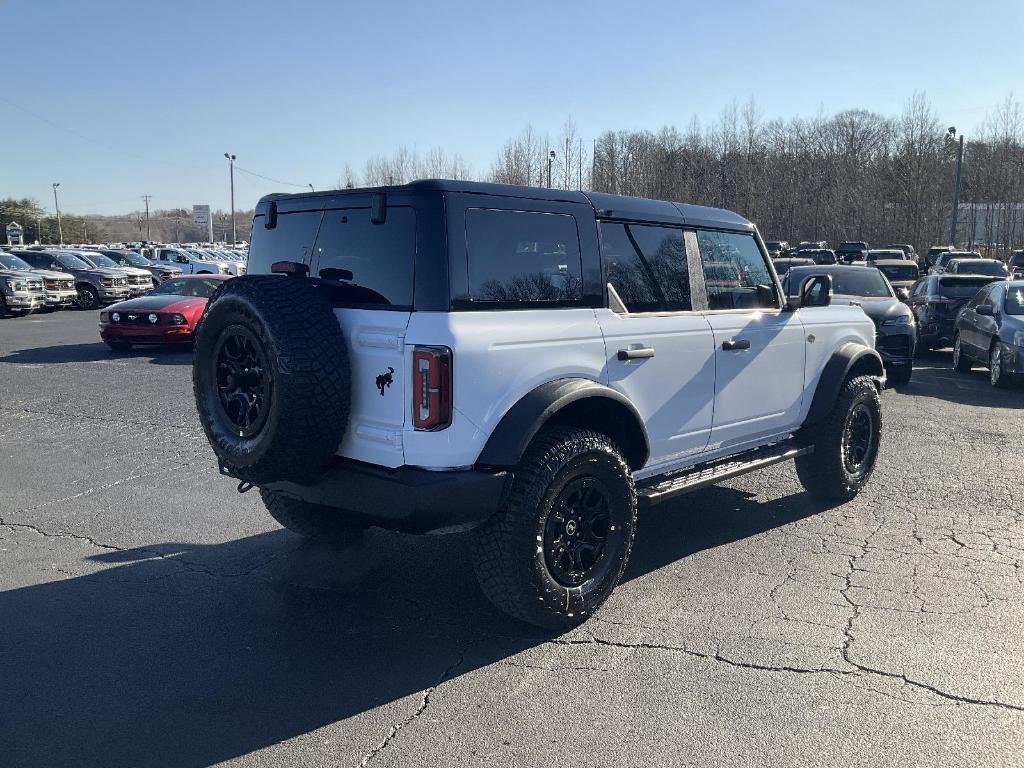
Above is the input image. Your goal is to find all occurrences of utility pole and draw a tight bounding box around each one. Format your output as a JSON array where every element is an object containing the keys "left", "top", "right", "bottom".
[
  {"left": 52, "top": 182, "right": 63, "bottom": 245},
  {"left": 565, "top": 137, "right": 570, "bottom": 190},
  {"left": 224, "top": 153, "right": 237, "bottom": 245},
  {"left": 948, "top": 128, "right": 965, "bottom": 246},
  {"left": 547, "top": 150, "right": 555, "bottom": 188},
  {"left": 142, "top": 195, "right": 152, "bottom": 239},
  {"left": 578, "top": 138, "right": 583, "bottom": 190}
]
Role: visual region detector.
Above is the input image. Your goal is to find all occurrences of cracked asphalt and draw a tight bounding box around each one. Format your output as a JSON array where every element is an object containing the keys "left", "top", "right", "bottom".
[{"left": 2, "top": 310, "right": 1023, "bottom": 768}]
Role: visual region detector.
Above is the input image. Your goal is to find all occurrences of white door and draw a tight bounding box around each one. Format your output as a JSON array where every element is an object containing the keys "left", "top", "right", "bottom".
[
  {"left": 695, "top": 229, "right": 806, "bottom": 452},
  {"left": 595, "top": 222, "right": 716, "bottom": 469}
]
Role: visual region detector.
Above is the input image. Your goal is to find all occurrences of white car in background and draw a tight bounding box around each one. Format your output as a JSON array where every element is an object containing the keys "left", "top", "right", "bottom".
[{"left": 152, "top": 246, "right": 231, "bottom": 276}]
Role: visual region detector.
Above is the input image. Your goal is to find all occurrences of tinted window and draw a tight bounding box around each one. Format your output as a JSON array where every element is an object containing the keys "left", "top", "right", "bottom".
[
  {"left": 953, "top": 260, "right": 1007, "bottom": 277},
  {"left": 937, "top": 277, "right": 998, "bottom": 297},
  {"left": 466, "top": 209, "right": 582, "bottom": 305},
  {"left": 0, "top": 253, "right": 33, "bottom": 270},
  {"left": 1005, "top": 286, "right": 1024, "bottom": 315},
  {"left": 248, "top": 211, "right": 322, "bottom": 276},
  {"left": 877, "top": 263, "right": 919, "bottom": 281},
  {"left": 697, "top": 230, "right": 776, "bottom": 310},
  {"left": 312, "top": 206, "right": 416, "bottom": 307},
  {"left": 600, "top": 223, "right": 690, "bottom": 312}
]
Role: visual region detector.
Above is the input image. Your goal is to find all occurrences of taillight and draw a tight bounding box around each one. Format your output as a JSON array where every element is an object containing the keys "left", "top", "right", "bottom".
[
  {"left": 926, "top": 295, "right": 957, "bottom": 304},
  {"left": 412, "top": 346, "right": 452, "bottom": 431}
]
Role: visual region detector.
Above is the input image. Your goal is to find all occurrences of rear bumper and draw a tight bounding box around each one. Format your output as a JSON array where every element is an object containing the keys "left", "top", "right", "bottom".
[{"left": 254, "top": 459, "right": 510, "bottom": 534}]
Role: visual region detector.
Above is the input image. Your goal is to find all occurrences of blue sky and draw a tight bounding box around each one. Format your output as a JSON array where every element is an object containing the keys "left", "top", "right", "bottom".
[{"left": 2, "top": 0, "right": 1021, "bottom": 215}]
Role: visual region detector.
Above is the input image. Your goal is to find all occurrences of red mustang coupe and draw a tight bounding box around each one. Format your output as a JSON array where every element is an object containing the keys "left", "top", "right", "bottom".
[{"left": 99, "top": 274, "right": 232, "bottom": 351}]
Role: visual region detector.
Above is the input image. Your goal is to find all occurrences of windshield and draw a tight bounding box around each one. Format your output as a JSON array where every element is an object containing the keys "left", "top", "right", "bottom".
[
  {"left": 937, "top": 277, "right": 997, "bottom": 297},
  {"left": 0, "top": 253, "right": 33, "bottom": 271},
  {"left": 151, "top": 277, "right": 222, "bottom": 298},
  {"left": 56, "top": 253, "right": 91, "bottom": 270},
  {"left": 1006, "top": 286, "right": 1024, "bottom": 315},
  {"left": 118, "top": 251, "right": 151, "bottom": 267},
  {"left": 185, "top": 250, "right": 210, "bottom": 260},
  {"left": 787, "top": 267, "right": 892, "bottom": 298},
  {"left": 82, "top": 252, "right": 119, "bottom": 268},
  {"left": 877, "top": 264, "right": 919, "bottom": 281},
  {"left": 954, "top": 261, "right": 1007, "bottom": 276}
]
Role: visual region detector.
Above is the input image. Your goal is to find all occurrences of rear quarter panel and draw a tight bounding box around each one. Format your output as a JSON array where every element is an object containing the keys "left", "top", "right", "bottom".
[{"left": 402, "top": 309, "right": 606, "bottom": 468}]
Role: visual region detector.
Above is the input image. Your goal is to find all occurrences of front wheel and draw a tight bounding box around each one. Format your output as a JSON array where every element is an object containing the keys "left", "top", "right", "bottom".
[
  {"left": 795, "top": 376, "right": 882, "bottom": 502},
  {"left": 76, "top": 285, "right": 99, "bottom": 310},
  {"left": 472, "top": 427, "right": 637, "bottom": 629}
]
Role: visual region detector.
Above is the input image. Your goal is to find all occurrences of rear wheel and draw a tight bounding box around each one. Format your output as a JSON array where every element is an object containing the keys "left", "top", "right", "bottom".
[
  {"left": 796, "top": 376, "right": 882, "bottom": 502},
  {"left": 260, "top": 488, "right": 364, "bottom": 544},
  {"left": 472, "top": 426, "right": 637, "bottom": 629},
  {"left": 952, "top": 334, "right": 971, "bottom": 372},
  {"left": 990, "top": 343, "right": 1011, "bottom": 388}
]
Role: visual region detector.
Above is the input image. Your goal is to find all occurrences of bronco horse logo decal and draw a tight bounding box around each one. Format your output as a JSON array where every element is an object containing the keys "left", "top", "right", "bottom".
[{"left": 375, "top": 367, "right": 395, "bottom": 396}]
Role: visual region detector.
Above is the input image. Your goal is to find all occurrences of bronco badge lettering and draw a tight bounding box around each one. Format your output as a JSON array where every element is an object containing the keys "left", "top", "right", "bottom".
[{"left": 375, "top": 366, "right": 395, "bottom": 396}]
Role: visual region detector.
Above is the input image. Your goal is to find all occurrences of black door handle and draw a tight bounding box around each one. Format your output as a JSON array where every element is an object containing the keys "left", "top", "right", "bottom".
[
  {"left": 618, "top": 347, "right": 655, "bottom": 360},
  {"left": 722, "top": 339, "right": 751, "bottom": 351}
]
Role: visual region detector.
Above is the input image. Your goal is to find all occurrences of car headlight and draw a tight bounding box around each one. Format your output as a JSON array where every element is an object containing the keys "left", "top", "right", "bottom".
[
  {"left": 111, "top": 312, "right": 121, "bottom": 322},
  {"left": 1014, "top": 331, "right": 1024, "bottom": 347},
  {"left": 881, "top": 315, "right": 911, "bottom": 326},
  {"left": 169, "top": 313, "right": 187, "bottom": 326},
  {"left": 4, "top": 280, "right": 25, "bottom": 293},
  {"left": 101, "top": 278, "right": 113, "bottom": 287},
  {"left": 148, "top": 314, "right": 159, "bottom": 324},
  {"left": 219, "top": 265, "right": 229, "bottom": 274}
]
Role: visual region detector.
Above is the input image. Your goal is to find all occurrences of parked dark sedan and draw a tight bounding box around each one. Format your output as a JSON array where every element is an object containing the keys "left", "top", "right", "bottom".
[
  {"left": 783, "top": 265, "right": 915, "bottom": 385},
  {"left": 952, "top": 280, "right": 1024, "bottom": 387},
  {"left": 909, "top": 274, "right": 1004, "bottom": 352}
]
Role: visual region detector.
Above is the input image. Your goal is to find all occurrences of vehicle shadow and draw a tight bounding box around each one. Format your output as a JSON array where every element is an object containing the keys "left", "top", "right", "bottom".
[
  {"left": 898, "top": 350, "right": 1022, "bottom": 409},
  {"left": 1, "top": 484, "right": 824, "bottom": 767},
  {"left": 0, "top": 342, "right": 193, "bottom": 366}
]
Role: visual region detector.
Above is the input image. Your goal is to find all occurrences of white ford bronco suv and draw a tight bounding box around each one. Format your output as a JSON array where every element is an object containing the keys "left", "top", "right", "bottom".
[{"left": 192, "top": 180, "right": 883, "bottom": 629}]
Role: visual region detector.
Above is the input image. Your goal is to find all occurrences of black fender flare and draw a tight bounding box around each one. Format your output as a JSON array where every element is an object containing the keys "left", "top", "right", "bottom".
[
  {"left": 476, "top": 378, "right": 650, "bottom": 469},
  {"left": 803, "top": 343, "right": 884, "bottom": 426}
]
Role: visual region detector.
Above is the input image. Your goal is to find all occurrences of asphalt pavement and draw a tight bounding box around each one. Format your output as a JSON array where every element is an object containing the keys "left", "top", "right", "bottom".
[{"left": 1, "top": 309, "right": 1022, "bottom": 767}]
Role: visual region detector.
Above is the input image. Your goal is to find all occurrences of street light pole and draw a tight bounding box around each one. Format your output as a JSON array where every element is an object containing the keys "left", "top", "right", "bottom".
[
  {"left": 142, "top": 194, "right": 152, "bottom": 240},
  {"left": 52, "top": 182, "right": 63, "bottom": 245},
  {"left": 224, "top": 153, "right": 237, "bottom": 245},
  {"left": 948, "top": 127, "right": 965, "bottom": 246},
  {"left": 307, "top": 183, "right": 314, "bottom": 192},
  {"left": 547, "top": 150, "right": 555, "bottom": 188}
]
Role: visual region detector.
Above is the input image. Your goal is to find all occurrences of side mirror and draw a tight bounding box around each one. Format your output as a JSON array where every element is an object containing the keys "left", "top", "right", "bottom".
[
  {"left": 787, "top": 274, "right": 832, "bottom": 310},
  {"left": 976, "top": 304, "right": 994, "bottom": 316}
]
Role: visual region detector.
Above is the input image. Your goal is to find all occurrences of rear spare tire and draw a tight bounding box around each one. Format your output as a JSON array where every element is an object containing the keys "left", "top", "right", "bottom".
[{"left": 193, "top": 275, "right": 350, "bottom": 485}]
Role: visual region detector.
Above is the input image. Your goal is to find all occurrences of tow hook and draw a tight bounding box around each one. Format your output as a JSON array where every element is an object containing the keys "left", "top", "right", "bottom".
[{"left": 237, "top": 480, "right": 255, "bottom": 494}]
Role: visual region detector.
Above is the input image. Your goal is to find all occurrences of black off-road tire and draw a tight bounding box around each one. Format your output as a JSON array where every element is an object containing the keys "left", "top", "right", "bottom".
[
  {"left": 260, "top": 488, "right": 364, "bottom": 543},
  {"left": 795, "top": 375, "right": 882, "bottom": 502},
  {"left": 886, "top": 364, "right": 912, "bottom": 387},
  {"left": 472, "top": 426, "right": 637, "bottom": 630},
  {"left": 193, "top": 275, "right": 350, "bottom": 485}
]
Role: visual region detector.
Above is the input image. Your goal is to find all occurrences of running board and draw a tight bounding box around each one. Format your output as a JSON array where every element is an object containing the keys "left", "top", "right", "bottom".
[{"left": 637, "top": 440, "right": 812, "bottom": 507}]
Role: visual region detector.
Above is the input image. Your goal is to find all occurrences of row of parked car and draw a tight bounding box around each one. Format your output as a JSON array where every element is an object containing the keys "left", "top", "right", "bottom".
[
  {"left": 765, "top": 240, "right": 1024, "bottom": 388},
  {"left": 0, "top": 243, "right": 248, "bottom": 316}
]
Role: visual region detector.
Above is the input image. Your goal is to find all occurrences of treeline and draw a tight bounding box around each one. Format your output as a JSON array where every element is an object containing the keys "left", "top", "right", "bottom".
[
  {"left": 355, "top": 93, "right": 1024, "bottom": 256},
  {"left": 0, "top": 198, "right": 253, "bottom": 244}
]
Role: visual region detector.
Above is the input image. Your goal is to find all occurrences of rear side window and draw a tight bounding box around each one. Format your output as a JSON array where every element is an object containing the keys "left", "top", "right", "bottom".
[
  {"left": 312, "top": 207, "right": 416, "bottom": 308},
  {"left": 465, "top": 209, "right": 582, "bottom": 305},
  {"left": 247, "top": 211, "right": 322, "bottom": 276},
  {"left": 599, "top": 222, "right": 690, "bottom": 312},
  {"left": 696, "top": 230, "right": 777, "bottom": 310}
]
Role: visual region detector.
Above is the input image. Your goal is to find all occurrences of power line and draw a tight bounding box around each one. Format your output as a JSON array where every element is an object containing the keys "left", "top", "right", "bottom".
[{"left": 233, "top": 164, "right": 308, "bottom": 188}]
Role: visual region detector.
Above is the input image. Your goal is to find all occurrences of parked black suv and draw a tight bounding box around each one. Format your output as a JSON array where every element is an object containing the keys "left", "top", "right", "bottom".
[
  {"left": 836, "top": 241, "right": 869, "bottom": 263},
  {"left": 909, "top": 274, "right": 1004, "bottom": 351}
]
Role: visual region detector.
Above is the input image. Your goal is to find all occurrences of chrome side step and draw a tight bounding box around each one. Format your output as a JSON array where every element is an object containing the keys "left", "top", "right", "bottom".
[{"left": 637, "top": 440, "right": 812, "bottom": 507}]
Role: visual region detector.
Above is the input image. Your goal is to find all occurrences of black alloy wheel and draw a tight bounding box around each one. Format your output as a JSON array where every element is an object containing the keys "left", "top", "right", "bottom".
[
  {"left": 213, "top": 325, "right": 271, "bottom": 438},
  {"left": 841, "top": 403, "right": 877, "bottom": 480},
  {"left": 543, "top": 476, "right": 621, "bottom": 588}
]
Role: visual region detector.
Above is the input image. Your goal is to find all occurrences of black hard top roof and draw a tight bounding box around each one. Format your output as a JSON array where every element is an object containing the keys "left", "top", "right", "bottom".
[{"left": 258, "top": 179, "right": 754, "bottom": 232}]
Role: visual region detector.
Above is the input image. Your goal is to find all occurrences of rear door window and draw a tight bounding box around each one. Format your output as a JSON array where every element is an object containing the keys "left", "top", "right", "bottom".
[
  {"left": 465, "top": 209, "right": 582, "bottom": 305},
  {"left": 248, "top": 211, "right": 322, "bottom": 276},
  {"left": 311, "top": 207, "right": 416, "bottom": 308},
  {"left": 696, "top": 230, "right": 778, "bottom": 310},
  {"left": 599, "top": 222, "right": 690, "bottom": 312}
]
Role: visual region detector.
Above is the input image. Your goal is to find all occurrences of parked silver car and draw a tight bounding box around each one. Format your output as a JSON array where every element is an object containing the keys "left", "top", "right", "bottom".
[
  {"left": 1, "top": 251, "right": 77, "bottom": 310},
  {"left": 99, "top": 249, "right": 182, "bottom": 283},
  {"left": 68, "top": 250, "right": 154, "bottom": 296},
  {"left": 16, "top": 250, "right": 130, "bottom": 309}
]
